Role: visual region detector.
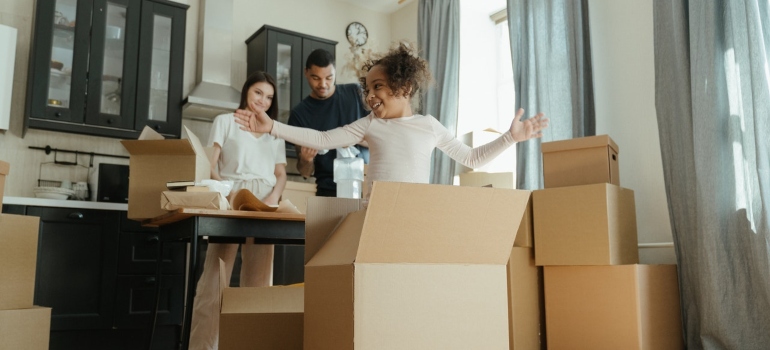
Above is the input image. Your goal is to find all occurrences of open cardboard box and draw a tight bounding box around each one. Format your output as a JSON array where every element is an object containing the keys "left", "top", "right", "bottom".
[
  {"left": 0, "top": 306, "right": 51, "bottom": 349},
  {"left": 0, "top": 213, "right": 40, "bottom": 310},
  {"left": 533, "top": 183, "right": 638, "bottom": 266},
  {"left": 121, "top": 126, "right": 210, "bottom": 220},
  {"left": 544, "top": 265, "right": 683, "bottom": 350},
  {"left": 304, "top": 182, "right": 531, "bottom": 349},
  {"left": 217, "top": 260, "right": 304, "bottom": 350},
  {"left": 0, "top": 160, "right": 9, "bottom": 206},
  {"left": 542, "top": 134, "right": 620, "bottom": 188}
]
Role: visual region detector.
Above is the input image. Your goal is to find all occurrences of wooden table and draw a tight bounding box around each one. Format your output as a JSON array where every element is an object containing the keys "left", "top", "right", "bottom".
[{"left": 144, "top": 208, "right": 305, "bottom": 350}]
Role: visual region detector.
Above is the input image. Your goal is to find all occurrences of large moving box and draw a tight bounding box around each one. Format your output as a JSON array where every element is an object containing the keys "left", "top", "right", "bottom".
[
  {"left": 0, "top": 160, "right": 8, "bottom": 206},
  {"left": 542, "top": 135, "right": 619, "bottom": 188},
  {"left": 218, "top": 261, "right": 304, "bottom": 350},
  {"left": 121, "top": 126, "right": 210, "bottom": 220},
  {"left": 304, "top": 182, "right": 530, "bottom": 350},
  {"left": 0, "top": 214, "right": 40, "bottom": 310},
  {"left": 507, "top": 247, "right": 544, "bottom": 350},
  {"left": 544, "top": 265, "right": 683, "bottom": 350},
  {"left": 533, "top": 183, "right": 638, "bottom": 266},
  {"left": 0, "top": 306, "right": 52, "bottom": 350}
]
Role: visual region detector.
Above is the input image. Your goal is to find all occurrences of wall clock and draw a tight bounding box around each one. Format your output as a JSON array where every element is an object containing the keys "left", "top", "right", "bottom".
[{"left": 346, "top": 21, "right": 368, "bottom": 47}]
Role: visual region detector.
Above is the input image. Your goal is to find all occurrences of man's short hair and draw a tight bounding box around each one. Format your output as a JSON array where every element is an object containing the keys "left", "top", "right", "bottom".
[{"left": 306, "top": 49, "right": 335, "bottom": 70}]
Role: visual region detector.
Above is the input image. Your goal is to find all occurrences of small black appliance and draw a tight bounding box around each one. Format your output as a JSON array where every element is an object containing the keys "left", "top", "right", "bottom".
[{"left": 97, "top": 163, "right": 129, "bottom": 203}]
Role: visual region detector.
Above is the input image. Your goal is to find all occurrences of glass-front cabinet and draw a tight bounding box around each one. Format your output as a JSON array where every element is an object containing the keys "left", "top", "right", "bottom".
[{"left": 25, "top": 0, "right": 187, "bottom": 139}]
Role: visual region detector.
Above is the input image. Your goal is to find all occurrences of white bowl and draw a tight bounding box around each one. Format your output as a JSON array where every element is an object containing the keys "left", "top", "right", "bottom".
[{"left": 33, "top": 186, "right": 76, "bottom": 200}]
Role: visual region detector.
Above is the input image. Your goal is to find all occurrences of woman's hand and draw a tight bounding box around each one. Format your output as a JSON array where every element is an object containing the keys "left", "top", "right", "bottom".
[
  {"left": 509, "top": 108, "right": 549, "bottom": 142},
  {"left": 234, "top": 107, "right": 273, "bottom": 133}
]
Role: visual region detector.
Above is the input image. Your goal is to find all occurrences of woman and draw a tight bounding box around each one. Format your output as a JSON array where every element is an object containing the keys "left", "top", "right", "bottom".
[{"left": 189, "top": 71, "right": 287, "bottom": 350}]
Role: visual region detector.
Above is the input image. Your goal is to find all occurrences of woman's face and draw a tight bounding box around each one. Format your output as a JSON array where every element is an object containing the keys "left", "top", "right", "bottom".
[
  {"left": 246, "top": 81, "right": 274, "bottom": 114},
  {"left": 364, "top": 64, "right": 411, "bottom": 119}
]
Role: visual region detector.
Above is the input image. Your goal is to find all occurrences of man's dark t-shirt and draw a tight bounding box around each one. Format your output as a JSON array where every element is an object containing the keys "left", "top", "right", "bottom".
[{"left": 288, "top": 83, "right": 369, "bottom": 196}]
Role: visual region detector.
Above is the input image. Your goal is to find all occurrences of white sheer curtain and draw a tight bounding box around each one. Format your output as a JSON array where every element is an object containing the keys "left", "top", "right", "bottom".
[{"left": 653, "top": 0, "right": 770, "bottom": 348}]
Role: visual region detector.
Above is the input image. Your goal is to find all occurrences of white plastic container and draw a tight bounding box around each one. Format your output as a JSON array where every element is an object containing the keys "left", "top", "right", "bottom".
[{"left": 334, "top": 156, "right": 364, "bottom": 199}]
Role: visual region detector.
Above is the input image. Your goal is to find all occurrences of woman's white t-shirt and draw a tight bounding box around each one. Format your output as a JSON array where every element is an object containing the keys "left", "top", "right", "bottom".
[{"left": 208, "top": 113, "right": 286, "bottom": 185}]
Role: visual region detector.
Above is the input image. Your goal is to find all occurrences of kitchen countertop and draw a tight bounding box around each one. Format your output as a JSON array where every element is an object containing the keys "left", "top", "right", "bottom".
[{"left": 3, "top": 196, "right": 128, "bottom": 211}]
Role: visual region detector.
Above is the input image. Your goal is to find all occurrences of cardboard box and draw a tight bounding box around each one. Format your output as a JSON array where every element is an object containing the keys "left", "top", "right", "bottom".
[
  {"left": 533, "top": 183, "right": 638, "bottom": 266},
  {"left": 544, "top": 265, "right": 683, "bottom": 350},
  {"left": 542, "top": 134, "right": 619, "bottom": 188},
  {"left": 0, "top": 306, "right": 51, "bottom": 349},
  {"left": 218, "top": 260, "right": 304, "bottom": 350},
  {"left": 304, "top": 182, "right": 530, "bottom": 350},
  {"left": 459, "top": 129, "right": 517, "bottom": 174},
  {"left": 459, "top": 171, "right": 515, "bottom": 189},
  {"left": 458, "top": 172, "right": 531, "bottom": 247},
  {"left": 507, "top": 247, "right": 545, "bottom": 350},
  {"left": 160, "top": 191, "right": 228, "bottom": 211},
  {"left": 0, "top": 160, "right": 9, "bottom": 206},
  {"left": 281, "top": 181, "right": 316, "bottom": 214},
  {"left": 0, "top": 214, "right": 40, "bottom": 310},
  {"left": 121, "top": 126, "right": 210, "bottom": 220}
]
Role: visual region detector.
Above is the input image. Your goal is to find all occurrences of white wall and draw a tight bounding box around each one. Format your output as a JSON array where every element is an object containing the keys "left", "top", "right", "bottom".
[
  {"left": 588, "top": 0, "right": 675, "bottom": 264},
  {"left": 390, "top": 1, "right": 418, "bottom": 45}
]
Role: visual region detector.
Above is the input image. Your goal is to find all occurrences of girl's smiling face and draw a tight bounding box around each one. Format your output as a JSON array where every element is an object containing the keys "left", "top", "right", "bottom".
[
  {"left": 364, "top": 64, "right": 412, "bottom": 119},
  {"left": 246, "top": 81, "right": 274, "bottom": 114}
]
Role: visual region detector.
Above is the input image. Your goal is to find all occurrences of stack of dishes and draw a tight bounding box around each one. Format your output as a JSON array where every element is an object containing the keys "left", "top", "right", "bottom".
[{"left": 33, "top": 186, "right": 75, "bottom": 200}]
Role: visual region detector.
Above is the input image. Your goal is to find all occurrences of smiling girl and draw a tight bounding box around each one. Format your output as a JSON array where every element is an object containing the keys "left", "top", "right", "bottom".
[{"left": 234, "top": 43, "right": 548, "bottom": 197}]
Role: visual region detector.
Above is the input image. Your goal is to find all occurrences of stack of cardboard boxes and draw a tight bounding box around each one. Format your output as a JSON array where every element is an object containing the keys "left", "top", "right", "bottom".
[
  {"left": 0, "top": 160, "right": 52, "bottom": 349},
  {"left": 535, "top": 135, "right": 684, "bottom": 350}
]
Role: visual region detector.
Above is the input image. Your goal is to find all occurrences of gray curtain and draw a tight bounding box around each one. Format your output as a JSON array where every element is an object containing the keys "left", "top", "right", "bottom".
[
  {"left": 653, "top": 1, "right": 770, "bottom": 349},
  {"left": 418, "top": 0, "right": 460, "bottom": 185},
  {"left": 507, "top": 0, "right": 595, "bottom": 190}
]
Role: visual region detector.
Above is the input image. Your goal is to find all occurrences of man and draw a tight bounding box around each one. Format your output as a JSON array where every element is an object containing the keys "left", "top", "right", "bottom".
[{"left": 288, "top": 49, "right": 369, "bottom": 197}]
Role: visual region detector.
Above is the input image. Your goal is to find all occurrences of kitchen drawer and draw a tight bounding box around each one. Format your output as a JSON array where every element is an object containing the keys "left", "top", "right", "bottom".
[
  {"left": 2, "top": 204, "right": 25, "bottom": 214},
  {"left": 118, "top": 232, "right": 186, "bottom": 275},
  {"left": 113, "top": 274, "right": 184, "bottom": 329}
]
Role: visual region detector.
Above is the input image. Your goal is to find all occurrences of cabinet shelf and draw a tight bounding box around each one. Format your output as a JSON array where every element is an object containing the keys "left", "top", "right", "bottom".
[{"left": 25, "top": 0, "right": 188, "bottom": 139}]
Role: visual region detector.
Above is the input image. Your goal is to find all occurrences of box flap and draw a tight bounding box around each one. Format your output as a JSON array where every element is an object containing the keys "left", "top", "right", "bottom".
[
  {"left": 357, "top": 182, "right": 530, "bottom": 265},
  {"left": 0, "top": 160, "right": 9, "bottom": 175},
  {"left": 183, "top": 126, "right": 211, "bottom": 181},
  {"left": 121, "top": 139, "right": 198, "bottom": 156},
  {"left": 304, "top": 197, "right": 363, "bottom": 264},
  {"left": 306, "top": 210, "right": 366, "bottom": 266},
  {"left": 218, "top": 258, "right": 227, "bottom": 312},
  {"left": 221, "top": 286, "right": 304, "bottom": 314},
  {"left": 138, "top": 125, "right": 165, "bottom": 140},
  {"left": 541, "top": 134, "right": 619, "bottom": 154}
]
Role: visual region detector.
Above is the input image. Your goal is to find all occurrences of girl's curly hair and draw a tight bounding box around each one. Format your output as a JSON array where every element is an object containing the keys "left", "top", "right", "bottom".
[{"left": 358, "top": 42, "right": 433, "bottom": 99}]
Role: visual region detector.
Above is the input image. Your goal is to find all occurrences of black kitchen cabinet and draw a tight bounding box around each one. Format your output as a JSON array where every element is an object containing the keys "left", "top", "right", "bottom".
[
  {"left": 245, "top": 25, "right": 337, "bottom": 126},
  {"left": 1, "top": 204, "right": 184, "bottom": 349},
  {"left": 25, "top": 0, "right": 188, "bottom": 139},
  {"left": 26, "top": 206, "right": 121, "bottom": 330}
]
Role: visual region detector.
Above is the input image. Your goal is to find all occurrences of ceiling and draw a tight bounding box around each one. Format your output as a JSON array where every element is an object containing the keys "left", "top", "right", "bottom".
[{"left": 335, "top": 0, "right": 417, "bottom": 14}]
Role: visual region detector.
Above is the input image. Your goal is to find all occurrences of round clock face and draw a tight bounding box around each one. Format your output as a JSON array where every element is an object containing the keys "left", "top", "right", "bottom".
[{"left": 346, "top": 22, "right": 368, "bottom": 47}]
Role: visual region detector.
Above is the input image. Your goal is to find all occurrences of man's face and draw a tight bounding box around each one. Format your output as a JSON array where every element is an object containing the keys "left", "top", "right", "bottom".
[{"left": 305, "top": 64, "right": 336, "bottom": 100}]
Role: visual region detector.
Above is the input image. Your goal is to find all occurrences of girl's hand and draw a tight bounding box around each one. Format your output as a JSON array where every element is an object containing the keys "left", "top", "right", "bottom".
[
  {"left": 509, "top": 108, "right": 549, "bottom": 142},
  {"left": 234, "top": 108, "right": 273, "bottom": 133}
]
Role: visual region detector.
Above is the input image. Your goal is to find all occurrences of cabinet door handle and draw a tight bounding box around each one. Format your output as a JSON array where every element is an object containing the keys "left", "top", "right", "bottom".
[
  {"left": 147, "top": 235, "right": 160, "bottom": 243},
  {"left": 55, "top": 112, "right": 62, "bottom": 118},
  {"left": 145, "top": 277, "right": 156, "bottom": 285},
  {"left": 153, "top": 124, "right": 161, "bottom": 131},
  {"left": 67, "top": 212, "right": 84, "bottom": 220}
]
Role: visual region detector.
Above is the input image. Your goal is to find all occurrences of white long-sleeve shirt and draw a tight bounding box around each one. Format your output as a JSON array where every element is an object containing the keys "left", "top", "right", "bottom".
[{"left": 271, "top": 113, "right": 516, "bottom": 193}]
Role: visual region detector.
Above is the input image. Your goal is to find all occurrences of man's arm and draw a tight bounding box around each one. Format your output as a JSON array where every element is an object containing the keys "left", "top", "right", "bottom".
[{"left": 296, "top": 146, "right": 317, "bottom": 178}]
